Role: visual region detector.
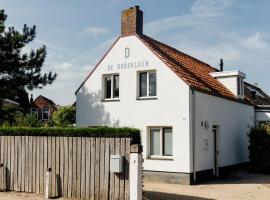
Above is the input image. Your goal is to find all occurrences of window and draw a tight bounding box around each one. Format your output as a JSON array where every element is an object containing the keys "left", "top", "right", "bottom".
[
  {"left": 149, "top": 127, "right": 172, "bottom": 157},
  {"left": 42, "top": 108, "right": 50, "bottom": 120},
  {"left": 31, "top": 108, "right": 38, "bottom": 118},
  {"left": 103, "top": 74, "right": 119, "bottom": 99},
  {"left": 138, "top": 71, "right": 156, "bottom": 98},
  {"left": 237, "top": 77, "right": 244, "bottom": 97}
]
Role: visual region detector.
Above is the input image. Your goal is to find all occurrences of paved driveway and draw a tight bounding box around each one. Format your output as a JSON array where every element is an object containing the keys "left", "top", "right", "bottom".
[{"left": 143, "top": 169, "right": 270, "bottom": 200}]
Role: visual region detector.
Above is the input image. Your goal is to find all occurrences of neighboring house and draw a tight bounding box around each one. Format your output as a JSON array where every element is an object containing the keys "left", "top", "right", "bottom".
[
  {"left": 1, "top": 98, "right": 20, "bottom": 107},
  {"left": 75, "top": 6, "right": 269, "bottom": 184},
  {"left": 29, "top": 95, "right": 57, "bottom": 121},
  {"left": 245, "top": 82, "right": 270, "bottom": 124}
]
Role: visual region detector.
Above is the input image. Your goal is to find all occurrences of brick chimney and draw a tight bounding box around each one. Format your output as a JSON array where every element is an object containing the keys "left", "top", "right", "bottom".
[{"left": 121, "top": 6, "right": 143, "bottom": 36}]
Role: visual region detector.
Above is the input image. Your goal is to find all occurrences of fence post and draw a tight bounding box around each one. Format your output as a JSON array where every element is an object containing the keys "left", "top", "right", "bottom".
[
  {"left": 0, "top": 164, "right": 5, "bottom": 191},
  {"left": 45, "top": 168, "right": 52, "bottom": 199},
  {"left": 130, "top": 144, "right": 143, "bottom": 200}
]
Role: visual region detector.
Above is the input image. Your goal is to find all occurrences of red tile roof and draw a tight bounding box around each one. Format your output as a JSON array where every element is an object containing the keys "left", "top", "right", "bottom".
[{"left": 138, "top": 34, "right": 241, "bottom": 101}]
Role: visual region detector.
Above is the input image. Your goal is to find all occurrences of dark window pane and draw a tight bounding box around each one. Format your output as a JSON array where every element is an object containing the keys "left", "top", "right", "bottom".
[
  {"left": 113, "top": 75, "right": 119, "bottom": 98},
  {"left": 139, "top": 72, "right": 147, "bottom": 97},
  {"left": 237, "top": 77, "right": 241, "bottom": 95},
  {"left": 105, "top": 77, "right": 111, "bottom": 98},
  {"left": 149, "top": 72, "right": 156, "bottom": 96},
  {"left": 43, "top": 108, "right": 49, "bottom": 120},
  {"left": 163, "top": 128, "right": 172, "bottom": 156},
  {"left": 150, "top": 128, "right": 161, "bottom": 155}
]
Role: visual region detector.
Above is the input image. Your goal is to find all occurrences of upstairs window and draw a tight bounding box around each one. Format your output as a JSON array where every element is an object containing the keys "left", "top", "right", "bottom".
[
  {"left": 31, "top": 108, "right": 38, "bottom": 118},
  {"left": 237, "top": 77, "right": 244, "bottom": 97},
  {"left": 138, "top": 71, "right": 156, "bottom": 98},
  {"left": 42, "top": 108, "right": 50, "bottom": 120},
  {"left": 103, "top": 74, "right": 119, "bottom": 99}
]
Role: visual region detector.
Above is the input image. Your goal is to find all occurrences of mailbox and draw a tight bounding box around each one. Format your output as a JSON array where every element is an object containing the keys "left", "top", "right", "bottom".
[{"left": 110, "top": 155, "right": 123, "bottom": 173}]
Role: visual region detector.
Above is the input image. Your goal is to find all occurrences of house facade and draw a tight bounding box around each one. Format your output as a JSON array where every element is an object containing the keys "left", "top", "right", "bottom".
[
  {"left": 29, "top": 95, "right": 58, "bottom": 121},
  {"left": 76, "top": 6, "right": 269, "bottom": 184}
]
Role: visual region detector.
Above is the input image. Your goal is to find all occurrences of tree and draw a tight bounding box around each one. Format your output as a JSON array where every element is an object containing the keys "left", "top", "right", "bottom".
[
  {"left": 52, "top": 106, "right": 75, "bottom": 127},
  {"left": 0, "top": 9, "right": 57, "bottom": 121}
]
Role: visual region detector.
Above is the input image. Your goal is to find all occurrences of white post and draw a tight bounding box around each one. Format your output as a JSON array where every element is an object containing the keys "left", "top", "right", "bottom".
[
  {"left": 130, "top": 145, "right": 142, "bottom": 200},
  {"left": 45, "top": 168, "right": 51, "bottom": 199}
]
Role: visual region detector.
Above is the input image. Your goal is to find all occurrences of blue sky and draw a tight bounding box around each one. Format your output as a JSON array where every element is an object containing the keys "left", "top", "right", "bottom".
[{"left": 1, "top": 0, "right": 270, "bottom": 105}]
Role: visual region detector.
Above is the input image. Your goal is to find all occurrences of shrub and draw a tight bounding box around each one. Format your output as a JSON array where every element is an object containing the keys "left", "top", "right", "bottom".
[
  {"left": 52, "top": 106, "right": 75, "bottom": 127},
  {"left": 13, "top": 112, "right": 42, "bottom": 127},
  {"left": 0, "top": 127, "right": 141, "bottom": 144},
  {"left": 248, "top": 126, "right": 270, "bottom": 173}
]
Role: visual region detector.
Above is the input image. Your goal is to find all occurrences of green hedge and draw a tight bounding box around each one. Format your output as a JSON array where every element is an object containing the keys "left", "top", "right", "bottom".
[
  {"left": 0, "top": 127, "right": 141, "bottom": 144},
  {"left": 248, "top": 127, "right": 270, "bottom": 173}
]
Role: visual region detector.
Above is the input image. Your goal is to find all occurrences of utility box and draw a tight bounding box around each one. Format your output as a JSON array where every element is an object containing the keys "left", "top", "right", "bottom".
[{"left": 110, "top": 155, "right": 123, "bottom": 173}]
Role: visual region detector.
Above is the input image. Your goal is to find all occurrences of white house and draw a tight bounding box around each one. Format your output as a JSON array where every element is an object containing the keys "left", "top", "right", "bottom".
[{"left": 75, "top": 6, "right": 270, "bottom": 184}]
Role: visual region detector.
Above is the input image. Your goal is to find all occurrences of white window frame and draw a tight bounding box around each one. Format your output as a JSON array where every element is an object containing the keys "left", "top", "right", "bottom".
[
  {"left": 103, "top": 74, "right": 120, "bottom": 100},
  {"left": 137, "top": 70, "right": 157, "bottom": 99},
  {"left": 42, "top": 107, "right": 50, "bottom": 120},
  {"left": 31, "top": 108, "right": 38, "bottom": 118},
  {"left": 147, "top": 126, "right": 173, "bottom": 159}
]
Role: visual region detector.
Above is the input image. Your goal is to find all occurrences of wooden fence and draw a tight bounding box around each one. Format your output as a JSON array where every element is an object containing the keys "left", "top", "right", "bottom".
[{"left": 0, "top": 136, "right": 131, "bottom": 199}]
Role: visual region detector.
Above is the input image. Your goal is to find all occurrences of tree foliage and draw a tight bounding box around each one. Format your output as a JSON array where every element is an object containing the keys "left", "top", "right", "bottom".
[
  {"left": 0, "top": 9, "right": 57, "bottom": 122},
  {"left": 52, "top": 106, "right": 75, "bottom": 127}
]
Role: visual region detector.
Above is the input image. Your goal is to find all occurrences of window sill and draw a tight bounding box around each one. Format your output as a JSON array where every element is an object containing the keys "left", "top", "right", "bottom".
[
  {"left": 147, "top": 156, "right": 173, "bottom": 161},
  {"left": 101, "top": 99, "right": 120, "bottom": 102},
  {"left": 136, "top": 97, "right": 158, "bottom": 101}
]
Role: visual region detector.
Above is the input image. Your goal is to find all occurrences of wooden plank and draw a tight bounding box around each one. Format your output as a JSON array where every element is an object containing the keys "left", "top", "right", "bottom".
[
  {"left": 43, "top": 137, "right": 48, "bottom": 193},
  {"left": 72, "top": 137, "right": 77, "bottom": 198},
  {"left": 109, "top": 138, "right": 115, "bottom": 200},
  {"left": 114, "top": 138, "right": 120, "bottom": 200},
  {"left": 119, "top": 138, "right": 126, "bottom": 200},
  {"left": 39, "top": 137, "right": 44, "bottom": 194},
  {"left": 85, "top": 138, "right": 91, "bottom": 200},
  {"left": 13, "top": 136, "right": 17, "bottom": 191},
  {"left": 0, "top": 136, "right": 3, "bottom": 190},
  {"left": 18, "top": 136, "right": 22, "bottom": 191},
  {"left": 103, "top": 138, "right": 110, "bottom": 200},
  {"left": 28, "top": 137, "right": 33, "bottom": 193},
  {"left": 55, "top": 137, "right": 60, "bottom": 197},
  {"left": 4, "top": 137, "right": 8, "bottom": 191},
  {"left": 99, "top": 138, "right": 105, "bottom": 200},
  {"left": 36, "top": 137, "right": 40, "bottom": 194},
  {"left": 59, "top": 137, "right": 65, "bottom": 197},
  {"left": 80, "top": 138, "right": 86, "bottom": 199},
  {"left": 63, "top": 137, "right": 69, "bottom": 198},
  {"left": 47, "top": 137, "right": 52, "bottom": 196},
  {"left": 68, "top": 137, "right": 72, "bottom": 198},
  {"left": 7, "top": 136, "right": 11, "bottom": 191},
  {"left": 90, "top": 138, "right": 95, "bottom": 200},
  {"left": 94, "top": 138, "right": 100, "bottom": 200},
  {"left": 76, "top": 137, "right": 82, "bottom": 199},
  {"left": 32, "top": 137, "right": 36, "bottom": 193},
  {"left": 124, "top": 138, "right": 131, "bottom": 200},
  {"left": 10, "top": 136, "right": 15, "bottom": 191},
  {"left": 51, "top": 137, "right": 56, "bottom": 197},
  {"left": 24, "top": 136, "right": 29, "bottom": 192},
  {"left": 21, "top": 136, "right": 25, "bottom": 192}
]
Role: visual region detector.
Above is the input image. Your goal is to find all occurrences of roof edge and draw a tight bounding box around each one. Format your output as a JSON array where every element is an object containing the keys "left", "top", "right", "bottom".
[{"left": 75, "top": 36, "right": 122, "bottom": 95}]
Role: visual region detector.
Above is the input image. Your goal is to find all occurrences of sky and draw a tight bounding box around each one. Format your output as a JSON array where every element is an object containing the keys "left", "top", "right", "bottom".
[{"left": 1, "top": 0, "right": 270, "bottom": 105}]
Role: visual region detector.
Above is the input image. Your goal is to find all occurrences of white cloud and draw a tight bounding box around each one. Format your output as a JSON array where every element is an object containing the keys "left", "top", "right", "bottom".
[
  {"left": 241, "top": 32, "right": 268, "bottom": 49},
  {"left": 145, "top": 0, "right": 232, "bottom": 35},
  {"left": 78, "top": 26, "right": 109, "bottom": 38}
]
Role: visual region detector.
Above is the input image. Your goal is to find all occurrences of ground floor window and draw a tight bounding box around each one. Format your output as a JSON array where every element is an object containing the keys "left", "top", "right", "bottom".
[
  {"left": 31, "top": 108, "right": 38, "bottom": 118},
  {"left": 149, "top": 127, "right": 173, "bottom": 157}
]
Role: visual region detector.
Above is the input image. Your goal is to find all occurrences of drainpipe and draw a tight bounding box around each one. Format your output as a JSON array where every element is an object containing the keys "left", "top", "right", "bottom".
[{"left": 191, "top": 89, "right": 196, "bottom": 183}]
